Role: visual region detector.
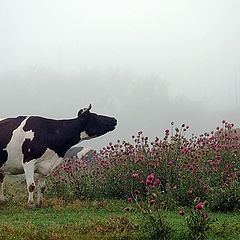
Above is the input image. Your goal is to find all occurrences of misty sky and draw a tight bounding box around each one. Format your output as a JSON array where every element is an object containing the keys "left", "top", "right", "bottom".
[{"left": 0, "top": 0, "right": 240, "bottom": 149}]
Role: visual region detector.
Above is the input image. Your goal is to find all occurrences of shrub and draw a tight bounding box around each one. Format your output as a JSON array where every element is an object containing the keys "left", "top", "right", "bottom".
[{"left": 46, "top": 121, "right": 240, "bottom": 212}]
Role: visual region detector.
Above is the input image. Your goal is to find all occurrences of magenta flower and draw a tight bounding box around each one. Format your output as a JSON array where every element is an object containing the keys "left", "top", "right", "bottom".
[
  {"left": 196, "top": 202, "right": 203, "bottom": 210},
  {"left": 146, "top": 180, "right": 152, "bottom": 185},
  {"left": 205, "top": 212, "right": 210, "bottom": 219},
  {"left": 133, "top": 173, "right": 139, "bottom": 179},
  {"left": 178, "top": 210, "right": 185, "bottom": 216},
  {"left": 168, "top": 161, "right": 173, "bottom": 165},
  {"left": 147, "top": 174, "right": 154, "bottom": 181},
  {"left": 150, "top": 200, "right": 156, "bottom": 205},
  {"left": 128, "top": 197, "right": 132, "bottom": 203},
  {"left": 203, "top": 186, "right": 207, "bottom": 190}
]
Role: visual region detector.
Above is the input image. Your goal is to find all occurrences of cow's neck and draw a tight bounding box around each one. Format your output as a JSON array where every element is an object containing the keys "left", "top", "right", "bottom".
[{"left": 54, "top": 118, "right": 84, "bottom": 157}]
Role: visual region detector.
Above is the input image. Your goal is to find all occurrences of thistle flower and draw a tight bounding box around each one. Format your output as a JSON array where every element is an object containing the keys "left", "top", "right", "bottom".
[
  {"left": 124, "top": 207, "right": 130, "bottom": 212},
  {"left": 150, "top": 200, "right": 156, "bottom": 205},
  {"left": 178, "top": 210, "right": 185, "bottom": 216},
  {"left": 187, "top": 188, "right": 194, "bottom": 195},
  {"left": 147, "top": 174, "right": 154, "bottom": 181},
  {"left": 196, "top": 202, "right": 203, "bottom": 210},
  {"left": 133, "top": 173, "right": 139, "bottom": 179},
  {"left": 134, "top": 190, "right": 140, "bottom": 195}
]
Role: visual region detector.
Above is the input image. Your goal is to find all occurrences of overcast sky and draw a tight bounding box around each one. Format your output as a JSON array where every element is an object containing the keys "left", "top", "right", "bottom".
[{"left": 0, "top": 0, "right": 240, "bottom": 149}]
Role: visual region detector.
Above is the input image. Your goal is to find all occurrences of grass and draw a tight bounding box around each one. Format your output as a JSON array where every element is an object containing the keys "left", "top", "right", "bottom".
[{"left": 0, "top": 176, "right": 239, "bottom": 240}]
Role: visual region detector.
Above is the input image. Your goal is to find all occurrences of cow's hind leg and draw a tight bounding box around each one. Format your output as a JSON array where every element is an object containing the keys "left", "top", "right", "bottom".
[
  {"left": 23, "top": 162, "right": 35, "bottom": 207},
  {"left": 37, "top": 175, "right": 46, "bottom": 207},
  {"left": 0, "top": 173, "right": 5, "bottom": 202}
]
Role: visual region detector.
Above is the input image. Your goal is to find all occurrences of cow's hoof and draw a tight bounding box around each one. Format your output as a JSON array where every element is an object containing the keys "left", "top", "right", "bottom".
[
  {"left": 0, "top": 198, "right": 5, "bottom": 204},
  {"left": 27, "top": 201, "right": 34, "bottom": 208},
  {"left": 36, "top": 203, "right": 42, "bottom": 208}
]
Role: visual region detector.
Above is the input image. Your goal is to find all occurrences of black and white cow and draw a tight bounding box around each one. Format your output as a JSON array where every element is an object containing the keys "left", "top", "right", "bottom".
[
  {"left": 64, "top": 146, "right": 96, "bottom": 161},
  {"left": 0, "top": 105, "right": 117, "bottom": 207}
]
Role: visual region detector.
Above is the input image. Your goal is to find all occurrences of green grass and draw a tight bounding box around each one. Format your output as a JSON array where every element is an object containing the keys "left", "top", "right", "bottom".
[{"left": 0, "top": 176, "right": 239, "bottom": 240}]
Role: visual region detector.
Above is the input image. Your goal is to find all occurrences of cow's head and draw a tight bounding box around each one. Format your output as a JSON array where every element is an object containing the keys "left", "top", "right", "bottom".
[{"left": 78, "top": 104, "right": 117, "bottom": 140}]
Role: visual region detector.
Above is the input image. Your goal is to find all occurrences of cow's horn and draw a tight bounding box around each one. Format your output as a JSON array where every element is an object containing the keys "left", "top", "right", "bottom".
[{"left": 82, "top": 104, "right": 92, "bottom": 115}]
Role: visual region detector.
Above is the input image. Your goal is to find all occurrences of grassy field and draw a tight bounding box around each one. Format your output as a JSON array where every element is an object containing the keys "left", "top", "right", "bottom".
[{"left": 0, "top": 176, "right": 239, "bottom": 240}]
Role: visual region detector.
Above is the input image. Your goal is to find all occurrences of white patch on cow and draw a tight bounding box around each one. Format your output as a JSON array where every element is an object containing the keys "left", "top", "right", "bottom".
[
  {"left": 0, "top": 182, "right": 4, "bottom": 201},
  {"left": 80, "top": 131, "right": 93, "bottom": 141},
  {"left": 22, "top": 160, "right": 36, "bottom": 205},
  {"left": 77, "top": 146, "right": 92, "bottom": 159},
  {"left": 22, "top": 148, "right": 63, "bottom": 206},
  {"left": 0, "top": 117, "right": 34, "bottom": 175},
  {"left": 33, "top": 148, "right": 64, "bottom": 176}
]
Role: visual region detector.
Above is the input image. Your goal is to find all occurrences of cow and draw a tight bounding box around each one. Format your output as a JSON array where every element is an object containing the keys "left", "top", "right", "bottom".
[
  {"left": 64, "top": 146, "right": 96, "bottom": 161},
  {"left": 0, "top": 104, "right": 117, "bottom": 207}
]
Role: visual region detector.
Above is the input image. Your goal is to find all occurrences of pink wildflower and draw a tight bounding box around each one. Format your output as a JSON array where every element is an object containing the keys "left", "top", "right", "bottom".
[
  {"left": 196, "top": 202, "right": 203, "bottom": 210},
  {"left": 178, "top": 210, "right": 185, "bottom": 216},
  {"left": 146, "top": 180, "right": 152, "bottom": 185},
  {"left": 150, "top": 200, "right": 156, "bottom": 205},
  {"left": 133, "top": 173, "right": 139, "bottom": 179},
  {"left": 124, "top": 207, "right": 130, "bottom": 212},
  {"left": 147, "top": 174, "right": 154, "bottom": 181}
]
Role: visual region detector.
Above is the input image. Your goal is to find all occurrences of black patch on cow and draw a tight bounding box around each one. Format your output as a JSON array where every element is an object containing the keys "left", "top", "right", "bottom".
[
  {"left": 23, "top": 117, "right": 84, "bottom": 162},
  {"left": 0, "top": 117, "right": 26, "bottom": 168}
]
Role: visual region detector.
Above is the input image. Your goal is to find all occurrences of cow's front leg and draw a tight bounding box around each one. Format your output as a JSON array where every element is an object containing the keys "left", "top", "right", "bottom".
[
  {"left": 37, "top": 175, "right": 46, "bottom": 207},
  {"left": 23, "top": 162, "right": 35, "bottom": 207},
  {"left": 0, "top": 173, "right": 5, "bottom": 202}
]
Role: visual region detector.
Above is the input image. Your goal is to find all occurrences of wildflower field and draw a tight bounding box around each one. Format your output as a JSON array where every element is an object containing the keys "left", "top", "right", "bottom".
[{"left": 1, "top": 121, "right": 240, "bottom": 239}]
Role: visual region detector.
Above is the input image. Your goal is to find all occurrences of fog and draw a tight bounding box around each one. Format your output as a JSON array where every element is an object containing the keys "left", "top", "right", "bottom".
[{"left": 0, "top": 0, "right": 240, "bottom": 149}]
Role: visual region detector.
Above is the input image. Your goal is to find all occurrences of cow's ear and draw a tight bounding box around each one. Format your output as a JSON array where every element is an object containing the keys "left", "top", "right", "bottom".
[{"left": 78, "top": 104, "right": 92, "bottom": 119}]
